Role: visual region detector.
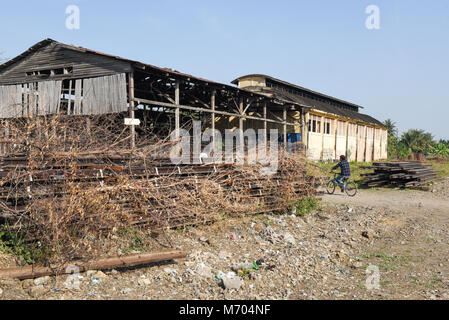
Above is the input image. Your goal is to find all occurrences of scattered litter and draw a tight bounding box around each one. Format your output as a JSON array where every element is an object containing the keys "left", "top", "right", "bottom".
[
  {"left": 222, "top": 273, "right": 243, "bottom": 290},
  {"left": 163, "top": 267, "right": 178, "bottom": 276}
]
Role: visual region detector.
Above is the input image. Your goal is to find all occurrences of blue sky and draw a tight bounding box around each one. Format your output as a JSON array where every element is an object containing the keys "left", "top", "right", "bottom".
[{"left": 1, "top": 0, "right": 448, "bottom": 139}]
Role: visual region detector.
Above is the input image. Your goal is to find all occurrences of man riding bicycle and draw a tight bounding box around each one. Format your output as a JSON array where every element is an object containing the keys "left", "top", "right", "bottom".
[{"left": 332, "top": 155, "right": 351, "bottom": 192}]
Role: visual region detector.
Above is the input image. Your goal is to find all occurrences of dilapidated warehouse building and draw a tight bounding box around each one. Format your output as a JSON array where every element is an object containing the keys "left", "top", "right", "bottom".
[
  {"left": 0, "top": 39, "right": 387, "bottom": 162},
  {"left": 232, "top": 75, "right": 388, "bottom": 162}
]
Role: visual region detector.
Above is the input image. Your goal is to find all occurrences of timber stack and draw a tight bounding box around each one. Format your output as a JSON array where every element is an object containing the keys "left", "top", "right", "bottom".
[
  {"left": 361, "top": 161, "right": 438, "bottom": 188},
  {"left": 0, "top": 152, "right": 318, "bottom": 231}
]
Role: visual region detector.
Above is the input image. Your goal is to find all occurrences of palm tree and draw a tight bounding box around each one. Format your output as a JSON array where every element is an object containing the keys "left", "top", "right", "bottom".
[
  {"left": 383, "top": 119, "right": 398, "bottom": 137},
  {"left": 400, "top": 129, "right": 435, "bottom": 155},
  {"left": 383, "top": 119, "right": 400, "bottom": 158}
]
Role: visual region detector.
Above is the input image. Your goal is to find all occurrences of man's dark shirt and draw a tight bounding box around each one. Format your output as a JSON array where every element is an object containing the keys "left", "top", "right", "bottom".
[{"left": 333, "top": 160, "right": 351, "bottom": 177}]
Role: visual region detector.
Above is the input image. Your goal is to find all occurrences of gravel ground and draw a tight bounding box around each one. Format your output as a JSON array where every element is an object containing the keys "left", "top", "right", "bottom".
[
  {"left": 430, "top": 177, "right": 449, "bottom": 199},
  {"left": 1, "top": 183, "right": 448, "bottom": 300}
]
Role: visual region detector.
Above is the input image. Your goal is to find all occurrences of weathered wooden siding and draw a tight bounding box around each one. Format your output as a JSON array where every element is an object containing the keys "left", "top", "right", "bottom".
[
  {"left": 81, "top": 73, "right": 128, "bottom": 115},
  {"left": 365, "top": 127, "right": 374, "bottom": 162},
  {"left": 356, "top": 125, "right": 366, "bottom": 162},
  {"left": 0, "top": 43, "right": 131, "bottom": 85},
  {"left": 381, "top": 129, "right": 388, "bottom": 159},
  {"left": 347, "top": 123, "right": 357, "bottom": 161},
  {"left": 0, "top": 85, "right": 22, "bottom": 118},
  {"left": 373, "top": 128, "right": 381, "bottom": 160},
  {"left": 0, "top": 74, "right": 128, "bottom": 118}
]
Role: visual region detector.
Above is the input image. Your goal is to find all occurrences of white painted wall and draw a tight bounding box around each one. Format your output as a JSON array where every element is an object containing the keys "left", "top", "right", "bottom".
[
  {"left": 336, "top": 135, "right": 347, "bottom": 158},
  {"left": 307, "top": 132, "right": 323, "bottom": 160}
]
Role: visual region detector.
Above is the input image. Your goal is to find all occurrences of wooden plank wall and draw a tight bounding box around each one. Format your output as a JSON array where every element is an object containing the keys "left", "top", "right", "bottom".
[
  {"left": 0, "top": 85, "right": 22, "bottom": 118},
  {"left": 0, "top": 73, "right": 127, "bottom": 118},
  {"left": 37, "top": 80, "right": 62, "bottom": 116},
  {"left": 82, "top": 73, "right": 128, "bottom": 115}
]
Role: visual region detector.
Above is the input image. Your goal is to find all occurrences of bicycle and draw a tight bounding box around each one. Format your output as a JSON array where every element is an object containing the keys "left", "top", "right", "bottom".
[{"left": 326, "top": 172, "right": 358, "bottom": 197}]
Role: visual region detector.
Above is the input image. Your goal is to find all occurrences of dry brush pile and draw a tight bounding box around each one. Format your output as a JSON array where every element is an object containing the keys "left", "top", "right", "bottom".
[{"left": 0, "top": 114, "right": 319, "bottom": 265}]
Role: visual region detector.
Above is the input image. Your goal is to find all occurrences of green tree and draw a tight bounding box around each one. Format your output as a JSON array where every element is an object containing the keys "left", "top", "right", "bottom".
[
  {"left": 400, "top": 129, "right": 435, "bottom": 155},
  {"left": 383, "top": 119, "right": 399, "bottom": 159},
  {"left": 430, "top": 142, "right": 449, "bottom": 159},
  {"left": 383, "top": 119, "right": 398, "bottom": 137},
  {"left": 387, "top": 135, "right": 399, "bottom": 159},
  {"left": 396, "top": 140, "right": 411, "bottom": 159}
]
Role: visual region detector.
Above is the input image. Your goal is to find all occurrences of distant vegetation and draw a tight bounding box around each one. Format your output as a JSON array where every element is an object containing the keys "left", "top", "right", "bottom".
[{"left": 383, "top": 119, "right": 449, "bottom": 159}]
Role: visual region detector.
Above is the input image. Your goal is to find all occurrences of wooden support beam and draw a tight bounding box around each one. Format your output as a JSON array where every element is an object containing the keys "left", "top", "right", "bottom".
[
  {"left": 128, "top": 72, "right": 136, "bottom": 149},
  {"left": 334, "top": 118, "right": 338, "bottom": 159},
  {"left": 175, "top": 81, "right": 180, "bottom": 139},
  {"left": 267, "top": 110, "right": 284, "bottom": 123},
  {"left": 305, "top": 112, "right": 310, "bottom": 151},
  {"left": 355, "top": 124, "right": 359, "bottom": 161},
  {"left": 67, "top": 80, "right": 72, "bottom": 116},
  {"left": 345, "top": 121, "right": 349, "bottom": 159},
  {"left": 283, "top": 107, "right": 288, "bottom": 147},
  {"left": 321, "top": 116, "right": 325, "bottom": 161},
  {"left": 263, "top": 102, "right": 268, "bottom": 146},
  {"left": 242, "top": 98, "right": 255, "bottom": 115},
  {"left": 134, "top": 98, "right": 299, "bottom": 126},
  {"left": 300, "top": 109, "right": 305, "bottom": 146},
  {"left": 211, "top": 90, "right": 216, "bottom": 150},
  {"left": 0, "top": 250, "right": 186, "bottom": 280},
  {"left": 239, "top": 98, "right": 244, "bottom": 155}
]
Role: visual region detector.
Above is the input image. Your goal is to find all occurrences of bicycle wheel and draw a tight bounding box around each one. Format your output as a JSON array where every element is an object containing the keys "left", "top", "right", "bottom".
[
  {"left": 345, "top": 182, "right": 358, "bottom": 197},
  {"left": 326, "top": 180, "right": 336, "bottom": 195}
]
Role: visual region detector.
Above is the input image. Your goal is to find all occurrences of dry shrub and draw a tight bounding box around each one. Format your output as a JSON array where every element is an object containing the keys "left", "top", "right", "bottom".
[{"left": 0, "top": 114, "right": 319, "bottom": 264}]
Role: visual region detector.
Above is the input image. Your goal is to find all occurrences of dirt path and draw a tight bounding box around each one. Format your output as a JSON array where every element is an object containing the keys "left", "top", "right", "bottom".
[
  {"left": 321, "top": 187, "right": 449, "bottom": 218},
  {"left": 321, "top": 186, "right": 449, "bottom": 300}
]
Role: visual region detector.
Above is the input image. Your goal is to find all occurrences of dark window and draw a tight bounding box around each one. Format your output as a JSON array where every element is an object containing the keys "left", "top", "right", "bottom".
[{"left": 26, "top": 67, "right": 73, "bottom": 78}]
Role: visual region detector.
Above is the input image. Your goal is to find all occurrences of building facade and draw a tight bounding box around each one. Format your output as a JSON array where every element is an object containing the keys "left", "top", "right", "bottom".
[
  {"left": 232, "top": 75, "right": 388, "bottom": 162},
  {"left": 0, "top": 40, "right": 387, "bottom": 162}
]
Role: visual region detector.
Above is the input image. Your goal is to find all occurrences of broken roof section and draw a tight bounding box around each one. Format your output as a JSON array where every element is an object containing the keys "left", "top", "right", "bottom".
[
  {"left": 0, "top": 39, "right": 384, "bottom": 127},
  {"left": 0, "top": 39, "right": 264, "bottom": 99}
]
